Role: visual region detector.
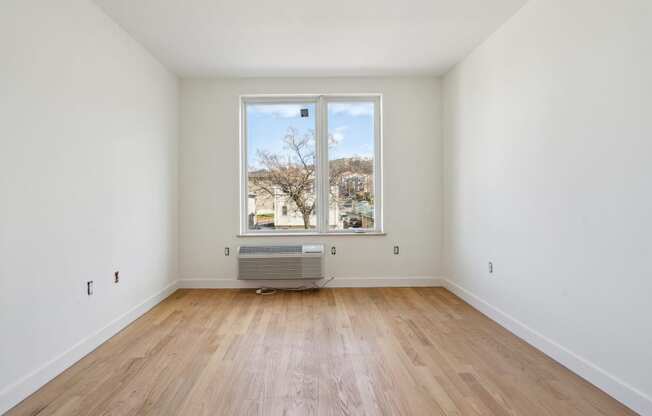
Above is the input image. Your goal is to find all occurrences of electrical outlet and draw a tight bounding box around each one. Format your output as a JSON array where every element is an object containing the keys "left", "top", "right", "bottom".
[
  {"left": 114, "top": 271, "right": 119, "bottom": 283},
  {"left": 87, "top": 281, "right": 93, "bottom": 295},
  {"left": 488, "top": 262, "right": 494, "bottom": 274},
  {"left": 331, "top": 246, "right": 336, "bottom": 255},
  {"left": 225, "top": 247, "right": 230, "bottom": 256},
  {"left": 393, "top": 246, "right": 400, "bottom": 255}
]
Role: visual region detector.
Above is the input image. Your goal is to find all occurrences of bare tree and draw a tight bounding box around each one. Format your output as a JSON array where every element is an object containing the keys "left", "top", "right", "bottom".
[
  {"left": 251, "top": 127, "right": 316, "bottom": 229},
  {"left": 250, "top": 127, "right": 374, "bottom": 229}
]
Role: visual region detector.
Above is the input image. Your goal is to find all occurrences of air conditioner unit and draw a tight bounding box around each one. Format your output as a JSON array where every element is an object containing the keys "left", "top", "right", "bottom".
[{"left": 237, "top": 244, "right": 324, "bottom": 280}]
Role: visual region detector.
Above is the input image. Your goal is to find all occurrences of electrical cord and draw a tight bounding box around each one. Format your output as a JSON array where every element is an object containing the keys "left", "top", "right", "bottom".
[{"left": 255, "top": 276, "right": 335, "bottom": 295}]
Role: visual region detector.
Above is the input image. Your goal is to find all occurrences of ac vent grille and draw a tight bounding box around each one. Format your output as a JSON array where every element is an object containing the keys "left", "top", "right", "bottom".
[
  {"left": 238, "top": 244, "right": 324, "bottom": 280},
  {"left": 239, "top": 245, "right": 302, "bottom": 255}
]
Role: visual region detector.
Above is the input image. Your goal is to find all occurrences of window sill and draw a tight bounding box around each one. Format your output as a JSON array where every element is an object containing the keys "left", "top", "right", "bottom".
[{"left": 237, "top": 232, "right": 386, "bottom": 237}]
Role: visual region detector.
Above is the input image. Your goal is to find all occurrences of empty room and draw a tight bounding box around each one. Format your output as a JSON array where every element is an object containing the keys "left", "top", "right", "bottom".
[{"left": 1, "top": 0, "right": 650, "bottom": 415}]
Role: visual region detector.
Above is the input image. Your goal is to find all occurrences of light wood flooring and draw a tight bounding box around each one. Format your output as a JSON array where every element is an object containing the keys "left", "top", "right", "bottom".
[{"left": 6, "top": 288, "right": 637, "bottom": 415}]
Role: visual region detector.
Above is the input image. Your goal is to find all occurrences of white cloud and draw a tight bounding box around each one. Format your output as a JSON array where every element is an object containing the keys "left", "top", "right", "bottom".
[
  {"left": 339, "top": 153, "right": 373, "bottom": 159},
  {"left": 328, "top": 102, "right": 374, "bottom": 117},
  {"left": 249, "top": 104, "right": 305, "bottom": 118},
  {"left": 330, "top": 126, "right": 348, "bottom": 145}
]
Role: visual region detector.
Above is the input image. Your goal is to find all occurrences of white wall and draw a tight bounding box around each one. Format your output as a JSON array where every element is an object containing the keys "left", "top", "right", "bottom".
[
  {"left": 0, "top": 0, "right": 178, "bottom": 412},
  {"left": 180, "top": 77, "right": 442, "bottom": 285},
  {"left": 442, "top": 0, "right": 652, "bottom": 414}
]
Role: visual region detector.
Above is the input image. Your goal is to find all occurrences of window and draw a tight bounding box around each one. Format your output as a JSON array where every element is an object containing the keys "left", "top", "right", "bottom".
[{"left": 241, "top": 95, "right": 382, "bottom": 234}]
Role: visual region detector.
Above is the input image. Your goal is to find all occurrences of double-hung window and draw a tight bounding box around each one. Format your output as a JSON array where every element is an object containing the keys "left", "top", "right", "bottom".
[{"left": 240, "top": 95, "right": 382, "bottom": 235}]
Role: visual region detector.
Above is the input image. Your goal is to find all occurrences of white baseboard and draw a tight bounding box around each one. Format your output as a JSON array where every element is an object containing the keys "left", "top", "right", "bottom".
[
  {"left": 0, "top": 280, "right": 179, "bottom": 415},
  {"left": 328, "top": 277, "right": 443, "bottom": 288},
  {"left": 178, "top": 276, "right": 443, "bottom": 289},
  {"left": 442, "top": 279, "right": 651, "bottom": 416}
]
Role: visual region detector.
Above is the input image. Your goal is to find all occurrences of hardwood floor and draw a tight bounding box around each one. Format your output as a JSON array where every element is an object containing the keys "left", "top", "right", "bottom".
[{"left": 7, "top": 288, "right": 636, "bottom": 416}]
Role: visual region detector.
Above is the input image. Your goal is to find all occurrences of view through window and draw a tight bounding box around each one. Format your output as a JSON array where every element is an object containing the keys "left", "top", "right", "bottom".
[
  {"left": 243, "top": 96, "right": 380, "bottom": 234},
  {"left": 327, "top": 102, "right": 375, "bottom": 230},
  {"left": 246, "top": 102, "right": 317, "bottom": 231}
]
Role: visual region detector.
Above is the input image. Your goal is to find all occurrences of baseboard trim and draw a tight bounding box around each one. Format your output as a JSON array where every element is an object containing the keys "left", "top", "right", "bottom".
[
  {"left": 442, "top": 279, "right": 651, "bottom": 416},
  {"left": 328, "top": 277, "right": 443, "bottom": 288},
  {"left": 178, "top": 276, "right": 443, "bottom": 289},
  {"left": 0, "top": 280, "right": 179, "bottom": 415}
]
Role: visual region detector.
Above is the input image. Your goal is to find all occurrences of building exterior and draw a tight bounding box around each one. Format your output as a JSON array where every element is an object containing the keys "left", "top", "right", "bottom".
[{"left": 247, "top": 158, "right": 374, "bottom": 230}]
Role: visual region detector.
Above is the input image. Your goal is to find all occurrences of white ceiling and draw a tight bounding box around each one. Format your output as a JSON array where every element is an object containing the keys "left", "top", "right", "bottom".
[{"left": 94, "top": 0, "right": 527, "bottom": 78}]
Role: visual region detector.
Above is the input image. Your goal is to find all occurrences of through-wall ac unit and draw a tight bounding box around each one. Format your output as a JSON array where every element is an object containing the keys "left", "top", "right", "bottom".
[{"left": 237, "top": 244, "right": 324, "bottom": 280}]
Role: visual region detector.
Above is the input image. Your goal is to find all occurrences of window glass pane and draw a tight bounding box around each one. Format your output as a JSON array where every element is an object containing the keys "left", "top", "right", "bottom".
[
  {"left": 327, "top": 102, "right": 375, "bottom": 230},
  {"left": 246, "top": 103, "right": 317, "bottom": 231}
]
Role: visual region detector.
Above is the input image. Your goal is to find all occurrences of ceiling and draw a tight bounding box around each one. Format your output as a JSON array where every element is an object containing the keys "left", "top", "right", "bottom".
[{"left": 94, "top": 0, "right": 527, "bottom": 78}]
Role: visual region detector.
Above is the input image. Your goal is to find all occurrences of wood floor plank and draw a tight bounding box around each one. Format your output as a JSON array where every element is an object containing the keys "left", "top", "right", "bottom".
[{"left": 5, "top": 288, "right": 637, "bottom": 416}]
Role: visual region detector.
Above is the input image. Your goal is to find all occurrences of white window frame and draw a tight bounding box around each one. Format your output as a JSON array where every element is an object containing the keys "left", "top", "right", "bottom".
[{"left": 239, "top": 94, "right": 383, "bottom": 236}]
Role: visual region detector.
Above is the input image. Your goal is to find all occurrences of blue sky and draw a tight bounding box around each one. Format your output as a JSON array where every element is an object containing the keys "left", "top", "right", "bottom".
[{"left": 246, "top": 102, "right": 374, "bottom": 170}]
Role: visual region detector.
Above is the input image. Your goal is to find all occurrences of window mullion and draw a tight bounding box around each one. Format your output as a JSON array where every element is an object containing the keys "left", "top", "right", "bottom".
[{"left": 316, "top": 96, "right": 329, "bottom": 233}]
